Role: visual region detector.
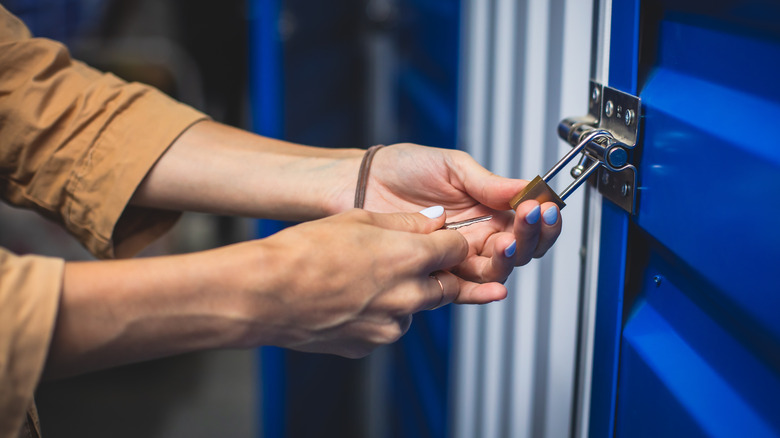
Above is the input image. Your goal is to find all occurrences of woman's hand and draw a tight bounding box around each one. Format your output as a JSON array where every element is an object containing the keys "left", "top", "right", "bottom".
[
  {"left": 361, "top": 144, "right": 563, "bottom": 301},
  {"left": 226, "top": 208, "right": 505, "bottom": 358},
  {"left": 130, "top": 121, "right": 562, "bottom": 320},
  {"left": 50, "top": 208, "right": 509, "bottom": 377}
]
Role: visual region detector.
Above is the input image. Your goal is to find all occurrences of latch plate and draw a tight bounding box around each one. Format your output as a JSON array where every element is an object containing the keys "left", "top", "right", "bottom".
[
  {"left": 559, "top": 81, "right": 641, "bottom": 214},
  {"left": 595, "top": 82, "right": 640, "bottom": 147}
]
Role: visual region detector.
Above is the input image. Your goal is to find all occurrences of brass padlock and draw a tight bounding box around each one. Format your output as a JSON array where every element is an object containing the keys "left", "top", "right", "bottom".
[
  {"left": 510, "top": 129, "right": 611, "bottom": 210},
  {"left": 510, "top": 175, "right": 566, "bottom": 210}
]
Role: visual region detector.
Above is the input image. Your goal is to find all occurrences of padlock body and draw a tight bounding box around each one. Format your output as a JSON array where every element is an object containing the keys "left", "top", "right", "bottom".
[{"left": 510, "top": 175, "right": 566, "bottom": 210}]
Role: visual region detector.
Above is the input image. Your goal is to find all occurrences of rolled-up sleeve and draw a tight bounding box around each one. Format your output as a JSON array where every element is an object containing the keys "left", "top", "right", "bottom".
[
  {"left": 0, "top": 249, "right": 62, "bottom": 438},
  {"left": 0, "top": 5, "right": 207, "bottom": 259},
  {"left": 0, "top": 4, "right": 208, "bottom": 436}
]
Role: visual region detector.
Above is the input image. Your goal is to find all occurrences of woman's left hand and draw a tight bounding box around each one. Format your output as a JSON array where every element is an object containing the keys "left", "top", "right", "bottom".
[{"left": 362, "top": 143, "right": 563, "bottom": 304}]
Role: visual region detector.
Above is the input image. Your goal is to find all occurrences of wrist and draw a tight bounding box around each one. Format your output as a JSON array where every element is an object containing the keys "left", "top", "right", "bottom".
[
  {"left": 320, "top": 149, "right": 365, "bottom": 216},
  {"left": 206, "top": 239, "right": 300, "bottom": 349}
]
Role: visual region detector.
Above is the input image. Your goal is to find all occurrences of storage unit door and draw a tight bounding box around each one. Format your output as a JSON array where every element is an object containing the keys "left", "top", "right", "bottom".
[{"left": 589, "top": 1, "right": 780, "bottom": 436}]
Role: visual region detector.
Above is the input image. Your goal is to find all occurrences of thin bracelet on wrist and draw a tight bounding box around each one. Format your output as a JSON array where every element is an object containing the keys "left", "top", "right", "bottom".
[{"left": 354, "top": 144, "right": 385, "bottom": 209}]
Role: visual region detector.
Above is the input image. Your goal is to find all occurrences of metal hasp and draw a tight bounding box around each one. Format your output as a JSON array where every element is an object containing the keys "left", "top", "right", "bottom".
[{"left": 557, "top": 81, "right": 641, "bottom": 214}]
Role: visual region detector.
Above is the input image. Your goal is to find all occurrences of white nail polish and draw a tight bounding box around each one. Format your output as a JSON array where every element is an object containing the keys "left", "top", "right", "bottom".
[{"left": 419, "top": 206, "right": 444, "bottom": 219}]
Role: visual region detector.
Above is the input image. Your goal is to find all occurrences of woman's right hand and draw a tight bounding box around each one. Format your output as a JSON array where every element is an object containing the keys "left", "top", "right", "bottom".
[
  {"left": 49, "top": 207, "right": 506, "bottom": 379},
  {"left": 223, "top": 207, "right": 505, "bottom": 358}
]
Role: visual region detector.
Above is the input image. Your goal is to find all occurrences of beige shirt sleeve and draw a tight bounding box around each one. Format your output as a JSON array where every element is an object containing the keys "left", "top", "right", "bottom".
[
  {"left": 0, "top": 5, "right": 208, "bottom": 436},
  {"left": 0, "top": 249, "right": 62, "bottom": 438},
  {"left": 0, "top": 6, "right": 208, "bottom": 259}
]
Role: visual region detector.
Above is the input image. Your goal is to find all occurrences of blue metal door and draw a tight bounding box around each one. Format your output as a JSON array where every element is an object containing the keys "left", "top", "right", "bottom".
[{"left": 588, "top": 1, "right": 780, "bottom": 436}]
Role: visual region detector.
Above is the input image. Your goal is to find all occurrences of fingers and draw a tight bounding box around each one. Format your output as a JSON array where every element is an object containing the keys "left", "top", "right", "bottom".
[
  {"left": 266, "top": 201, "right": 515, "bottom": 358},
  {"left": 424, "top": 271, "right": 457, "bottom": 310},
  {"left": 533, "top": 202, "right": 562, "bottom": 258},
  {"left": 510, "top": 200, "right": 543, "bottom": 265},
  {"left": 453, "top": 280, "right": 508, "bottom": 305},
  {"left": 449, "top": 150, "right": 532, "bottom": 211},
  {"left": 338, "top": 204, "right": 541, "bottom": 314},
  {"left": 507, "top": 200, "right": 562, "bottom": 264},
  {"left": 338, "top": 208, "right": 471, "bottom": 313},
  {"left": 446, "top": 231, "right": 516, "bottom": 284},
  {"left": 422, "top": 270, "right": 506, "bottom": 310},
  {"left": 377, "top": 256, "right": 465, "bottom": 314},
  {"left": 447, "top": 198, "right": 562, "bottom": 287},
  {"left": 356, "top": 205, "right": 447, "bottom": 234},
  {"left": 484, "top": 232, "right": 518, "bottom": 282},
  {"left": 349, "top": 207, "right": 469, "bottom": 273}
]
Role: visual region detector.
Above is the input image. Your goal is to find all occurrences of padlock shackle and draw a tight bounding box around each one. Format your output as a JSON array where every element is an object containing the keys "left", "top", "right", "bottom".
[
  {"left": 559, "top": 156, "right": 601, "bottom": 201},
  {"left": 543, "top": 129, "right": 611, "bottom": 183}
]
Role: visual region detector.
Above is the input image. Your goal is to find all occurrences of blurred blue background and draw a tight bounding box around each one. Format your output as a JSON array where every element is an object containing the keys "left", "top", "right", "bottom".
[{"left": 1, "top": 1, "right": 461, "bottom": 437}]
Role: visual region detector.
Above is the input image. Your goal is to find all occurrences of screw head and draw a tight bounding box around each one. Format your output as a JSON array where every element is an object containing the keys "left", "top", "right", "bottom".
[
  {"left": 624, "top": 109, "right": 635, "bottom": 126},
  {"left": 591, "top": 87, "right": 600, "bottom": 105},
  {"left": 571, "top": 165, "right": 584, "bottom": 178},
  {"left": 621, "top": 183, "right": 631, "bottom": 197},
  {"left": 653, "top": 275, "right": 663, "bottom": 286},
  {"left": 605, "top": 100, "right": 614, "bottom": 117}
]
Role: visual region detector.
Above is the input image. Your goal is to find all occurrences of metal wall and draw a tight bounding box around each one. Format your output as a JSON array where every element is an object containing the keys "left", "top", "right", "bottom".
[{"left": 452, "top": 0, "right": 594, "bottom": 437}]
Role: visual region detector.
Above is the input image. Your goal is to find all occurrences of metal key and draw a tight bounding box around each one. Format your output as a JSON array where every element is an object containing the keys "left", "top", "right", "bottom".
[{"left": 443, "top": 215, "right": 493, "bottom": 230}]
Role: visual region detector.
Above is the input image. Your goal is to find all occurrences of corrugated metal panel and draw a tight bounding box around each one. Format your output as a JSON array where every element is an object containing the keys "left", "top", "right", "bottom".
[
  {"left": 611, "top": 2, "right": 780, "bottom": 436},
  {"left": 453, "top": 1, "right": 593, "bottom": 437}
]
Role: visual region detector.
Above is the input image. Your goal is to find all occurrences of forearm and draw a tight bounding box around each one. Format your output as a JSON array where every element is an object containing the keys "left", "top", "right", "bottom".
[
  {"left": 44, "top": 208, "right": 474, "bottom": 378},
  {"left": 44, "top": 245, "right": 269, "bottom": 379},
  {"left": 130, "top": 120, "right": 364, "bottom": 220}
]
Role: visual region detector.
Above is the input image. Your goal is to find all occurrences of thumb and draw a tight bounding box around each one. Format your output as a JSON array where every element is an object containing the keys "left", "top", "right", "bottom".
[
  {"left": 367, "top": 205, "right": 447, "bottom": 234},
  {"left": 473, "top": 174, "right": 530, "bottom": 211},
  {"left": 457, "top": 156, "right": 530, "bottom": 210}
]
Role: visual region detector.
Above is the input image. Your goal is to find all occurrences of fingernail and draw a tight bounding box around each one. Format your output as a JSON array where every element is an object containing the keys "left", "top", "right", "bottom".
[
  {"left": 543, "top": 206, "right": 558, "bottom": 225},
  {"left": 419, "top": 206, "right": 444, "bottom": 219},
  {"left": 504, "top": 240, "right": 517, "bottom": 258},
  {"left": 525, "top": 205, "right": 541, "bottom": 225}
]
